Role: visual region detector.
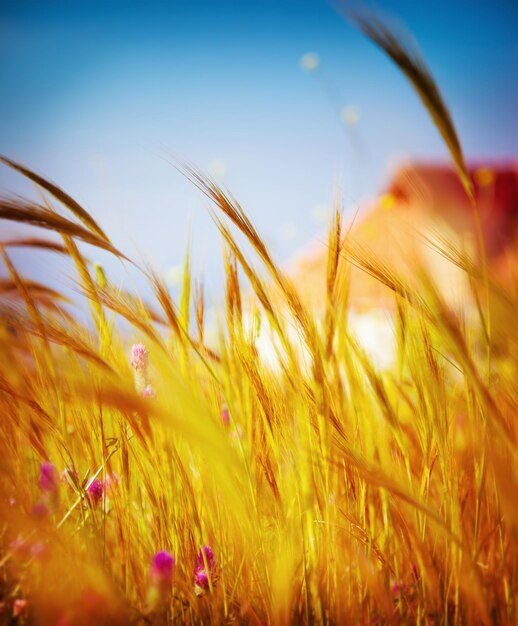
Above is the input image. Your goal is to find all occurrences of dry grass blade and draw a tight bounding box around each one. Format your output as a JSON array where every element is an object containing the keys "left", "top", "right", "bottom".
[
  {"left": 1, "top": 237, "right": 71, "bottom": 255},
  {"left": 324, "top": 207, "right": 343, "bottom": 357},
  {"left": 84, "top": 281, "right": 164, "bottom": 346},
  {"left": 420, "top": 229, "right": 515, "bottom": 308},
  {"left": 344, "top": 6, "right": 491, "bottom": 360},
  {"left": 184, "top": 164, "right": 318, "bottom": 348},
  {"left": 0, "top": 155, "right": 110, "bottom": 242},
  {"left": 346, "top": 11, "right": 473, "bottom": 201},
  {"left": 180, "top": 245, "right": 191, "bottom": 335},
  {"left": 64, "top": 235, "right": 108, "bottom": 337},
  {"left": 184, "top": 167, "right": 326, "bottom": 388},
  {"left": 194, "top": 278, "right": 205, "bottom": 343},
  {"left": 0, "top": 244, "right": 53, "bottom": 359},
  {"left": 146, "top": 266, "right": 183, "bottom": 339},
  {"left": 328, "top": 440, "right": 464, "bottom": 547},
  {"left": 0, "top": 372, "right": 61, "bottom": 438},
  {"left": 224, "top": 248, "right": 243, "bottom": 328},
  {"left": 0, "top": 198, "right": 129, "bottom": 260},
  {"left": 0, "top": 278, "right": 69, "bottom": 302},
  {"left": 9, "top": 313, "right": 116, "bottom": 373},
  {"left": 179, "top": 163, "right": 277, "bottom": 273},
  {"left": 146, "top": 267, "right": 221, "bottom": 367},
  {"left": 342, "top": 238, "right": 429, "bottom": 315},
  {"left": 210, "top": 212, "right": 286, "bottom": 344}
]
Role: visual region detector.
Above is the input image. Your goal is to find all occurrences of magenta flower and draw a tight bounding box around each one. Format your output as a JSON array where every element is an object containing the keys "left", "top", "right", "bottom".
[
  {"left": 196, "top": 546, "right": 214, "bottom": 570},
  {"left": 146, "top": 550, "right": 175, "bottom": 610},
  {"left": 150, "top": 551, "right": 175, "bottom": 586},
  {"left": 131, "top": 344, "right": 149, "bottom": 372},
  {"left": 39, "top": 462, "right": 59, "bottom": 493},
  {"left": 195, "top": 568, "right": 209, "bottom": 589},
  {"left": 194, "top": 546, "right": 215, "bottom": 594},
  {"left": 87, "top": 479, "right": 103, "bottom": 504}
]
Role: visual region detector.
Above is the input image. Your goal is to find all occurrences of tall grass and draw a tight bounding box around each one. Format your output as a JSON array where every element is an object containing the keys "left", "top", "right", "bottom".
[{"left": 0, "top": 11, "right": 517, "bottom": 626}]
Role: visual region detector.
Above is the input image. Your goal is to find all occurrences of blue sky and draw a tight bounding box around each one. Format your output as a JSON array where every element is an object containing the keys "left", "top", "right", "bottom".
[{"left": 1, "top": 0, "right": 517, "bottom": 299}]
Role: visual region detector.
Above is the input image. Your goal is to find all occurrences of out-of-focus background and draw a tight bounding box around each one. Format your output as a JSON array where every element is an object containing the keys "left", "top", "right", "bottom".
[{"left": 1, "top": 0, "right": 517, "bottom": 301}]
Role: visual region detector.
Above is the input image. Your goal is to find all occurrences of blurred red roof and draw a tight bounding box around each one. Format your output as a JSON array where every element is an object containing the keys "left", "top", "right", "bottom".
[{"left": 387, "top": 163, "right": 518, "bottom": 257}]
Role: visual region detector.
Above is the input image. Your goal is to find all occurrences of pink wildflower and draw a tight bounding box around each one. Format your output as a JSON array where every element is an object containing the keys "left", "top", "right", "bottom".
[
  {"left": 194, "top": 546, "right": 215, "bottom": 595},
  {"left": 39, "top": 462, "right": 59, "bottom": 493},
  {"left": 196, "top": 545, "right": 214, "bottom": 570},
  {"left": 131, "top": 343, "right": 152, "bottom": 393},
  {"left": 87, "top": 479, "right": 103, "bottom": 505},
  {"left": 131, "top": 344, "right": 149, "bottom": 372},
  {"left": 195, "top": 569, "right": 209, "bottom": 589}
]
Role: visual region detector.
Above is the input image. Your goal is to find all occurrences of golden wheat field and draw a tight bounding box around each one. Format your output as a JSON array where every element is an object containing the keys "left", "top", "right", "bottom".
[{"left": 0, "top": 9, "right": 517, "bottom": 626}]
